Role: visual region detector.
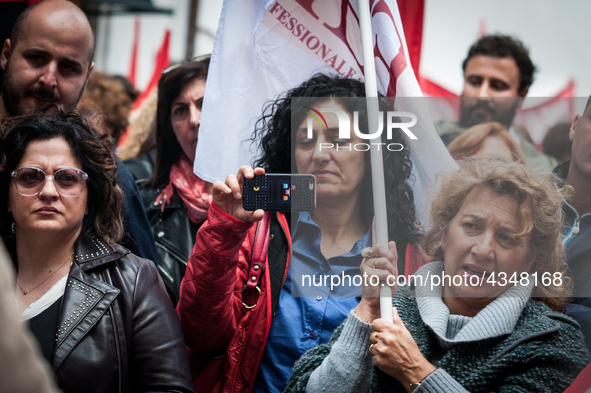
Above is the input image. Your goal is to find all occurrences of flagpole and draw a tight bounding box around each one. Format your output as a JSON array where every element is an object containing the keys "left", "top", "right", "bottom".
[{"left": 357, "top": 0, "right": 394, "bottom": 323}]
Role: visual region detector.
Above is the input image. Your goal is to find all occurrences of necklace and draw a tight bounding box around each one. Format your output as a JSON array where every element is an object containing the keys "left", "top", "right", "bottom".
[{"left": 17, "top": 252, "right": 74, "bottom": 295}]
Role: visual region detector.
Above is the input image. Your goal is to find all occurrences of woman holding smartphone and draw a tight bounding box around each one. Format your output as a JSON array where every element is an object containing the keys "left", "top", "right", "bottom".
[{"left": 176, "top": 74, "right": 426, "bottom": 393}]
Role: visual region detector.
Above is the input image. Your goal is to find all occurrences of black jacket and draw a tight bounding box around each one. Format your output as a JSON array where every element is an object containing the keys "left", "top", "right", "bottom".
[
  {"left": 52, "top": 232, "right": 194, "bottom": 393},
  {"left": 123, "top": 150, "right": 156, "bottom": 183},
  {"left": 139, "top": 186, "right": 202, "bottom": 306}
]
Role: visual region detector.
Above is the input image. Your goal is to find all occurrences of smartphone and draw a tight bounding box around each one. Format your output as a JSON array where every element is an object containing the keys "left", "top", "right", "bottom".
[{"left": 243, "top": 174, "right": 316, "bottom": 212}]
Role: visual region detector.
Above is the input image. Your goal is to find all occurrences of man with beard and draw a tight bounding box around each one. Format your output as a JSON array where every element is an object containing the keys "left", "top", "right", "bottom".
[
  {"left": 0, "top": 0, "right": 158, "bottom": 264},
  {"left": 0, "top": 0, "right": 92, "bottom": 119},
  {"left": 437, "top": 34, "right": 558, "bottom": 172}
]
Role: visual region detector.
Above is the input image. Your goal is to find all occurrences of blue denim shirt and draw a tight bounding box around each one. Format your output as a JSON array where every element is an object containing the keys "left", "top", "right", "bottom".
[{"left": 253, "top": 212, "right": 370, "bottom": 393}]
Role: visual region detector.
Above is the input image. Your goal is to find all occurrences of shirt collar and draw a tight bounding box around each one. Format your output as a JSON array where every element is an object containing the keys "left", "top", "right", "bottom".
[{"left": 292, "top": 212, "right": 372, "bottom": 257}]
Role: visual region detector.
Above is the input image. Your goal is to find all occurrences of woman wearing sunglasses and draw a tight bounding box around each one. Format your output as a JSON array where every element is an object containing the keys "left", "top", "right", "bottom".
[
  {"left": 125, "top": 55, "right": 212, "bottom": 306},
  {"left": 0, "top": 109, "right": 194, "bottom": 393}
]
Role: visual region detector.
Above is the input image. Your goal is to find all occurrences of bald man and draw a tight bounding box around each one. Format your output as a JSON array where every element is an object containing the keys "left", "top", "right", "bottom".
[
  {"left": 0, "top": 0, "right": 158, "bottom": 265},
  {"left": 0, "top": 0, "right": 94, "bottom": 118}
]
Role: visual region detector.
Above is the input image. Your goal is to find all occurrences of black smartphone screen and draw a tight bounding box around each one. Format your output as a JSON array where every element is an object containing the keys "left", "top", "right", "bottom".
[{"left": 243, "top": 174, "right": 315, "bottom": 212}]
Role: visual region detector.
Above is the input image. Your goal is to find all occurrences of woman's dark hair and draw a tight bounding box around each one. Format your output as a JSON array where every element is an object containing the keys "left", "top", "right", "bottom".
[
  {"left": 252, "top": 73, "right": 418, "bottom": 245},
  {"left": 0, "top": 108, "right": 124, "bottom": 243},
  {"left": 147, "top": 57, "right": 210, "bottom": 189}
]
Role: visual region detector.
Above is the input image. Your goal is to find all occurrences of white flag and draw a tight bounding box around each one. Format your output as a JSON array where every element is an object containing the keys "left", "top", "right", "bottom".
[{"left": 195, "top": 0, "right": 458, "bottom": 225}]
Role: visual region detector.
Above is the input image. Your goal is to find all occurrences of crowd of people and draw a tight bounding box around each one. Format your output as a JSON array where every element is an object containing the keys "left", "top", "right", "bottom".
[{"left": 0, "top": 1, "right": 590, "bottom": 393}]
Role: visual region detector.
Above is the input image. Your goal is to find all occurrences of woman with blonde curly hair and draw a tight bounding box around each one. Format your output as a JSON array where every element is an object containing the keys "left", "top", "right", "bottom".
[
  {"left": 286, "top": 158, "right": 589, "bottom": 393},
  {"left": 447, "top": 122, "right": 525, "bottom": 162}
]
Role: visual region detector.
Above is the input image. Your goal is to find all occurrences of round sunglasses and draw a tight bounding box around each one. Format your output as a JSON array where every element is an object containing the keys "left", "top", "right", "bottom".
[{"left": 10, "top": 167, "right": 89, "bottom": 197}]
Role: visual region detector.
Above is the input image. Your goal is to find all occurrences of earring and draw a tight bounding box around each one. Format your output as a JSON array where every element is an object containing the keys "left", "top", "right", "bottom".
[{"left": 11, "top": 221, "right": 15, "bottom": 235}]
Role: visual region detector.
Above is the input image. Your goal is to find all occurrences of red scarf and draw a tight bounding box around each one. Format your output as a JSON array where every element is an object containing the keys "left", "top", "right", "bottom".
[{"left": 156, "top": 154, "right": 211, "bottom": 224}]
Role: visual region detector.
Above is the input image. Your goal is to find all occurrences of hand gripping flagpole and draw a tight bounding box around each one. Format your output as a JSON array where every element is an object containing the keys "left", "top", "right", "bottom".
[{"left": 357, "top": 0, "right": 393, "bottom": 323}]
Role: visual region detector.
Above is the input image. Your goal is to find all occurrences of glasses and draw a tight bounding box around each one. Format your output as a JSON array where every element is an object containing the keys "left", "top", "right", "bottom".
[
  {"left": 161, "top": 54, "right": 211, "bottom": 75},
  {"left": 10, "top": 167, "right": 88, "bottom": 197}
]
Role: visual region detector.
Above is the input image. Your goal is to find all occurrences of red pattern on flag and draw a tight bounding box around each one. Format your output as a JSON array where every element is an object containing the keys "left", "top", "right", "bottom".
[{"left": 398, "top": 0, "right": 424, "bottom": 78}]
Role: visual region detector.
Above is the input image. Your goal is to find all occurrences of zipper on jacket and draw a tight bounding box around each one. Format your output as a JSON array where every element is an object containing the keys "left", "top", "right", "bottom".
[
  {"left": 563, "top": 216, "right": 581, "bottom": 246},
  {"left": 109, "top": 305, "right": 123, "bottom": 393},
  {"left": 157, "top": 264, "right": 174, "bottom": 283},
  {"left": 573, "top": 218, "right": 581, "bottom": 235},
  {"left": 276, "top": 212, "right": 292, "bottom": 289},
  {"left": 155, "top": 241, "right": 188, "bottom": 266}
]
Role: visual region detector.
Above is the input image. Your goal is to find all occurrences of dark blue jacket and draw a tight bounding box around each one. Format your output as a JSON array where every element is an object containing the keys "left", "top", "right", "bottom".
[
  {"left": 116, "top": 160, "right": 158, "bottom": 265},
  {"left": 554, "top": 161, "right": 591, "bottom": 351}
]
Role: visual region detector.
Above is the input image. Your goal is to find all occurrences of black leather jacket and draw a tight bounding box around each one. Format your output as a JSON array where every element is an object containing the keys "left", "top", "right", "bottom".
[
  {"left": 123, "top": 150, "right": 156, "bottom": 182},
  {"left": 139, "top": 186, "right": 202, "bottom": 306},
  {"left": 52, "top": 232, "right": 194, "bottom": 393}
]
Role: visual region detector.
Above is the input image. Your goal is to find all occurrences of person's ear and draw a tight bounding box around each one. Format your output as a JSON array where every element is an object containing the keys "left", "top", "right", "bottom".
[
  {"left": 570, "top": 115, "right": 581, "bottom": 142},
  {"left": 85, "top": 62, "right": 94, "bottom": 84},
  {"left": 7, "top": 200, "right": 11, "bottom": 213},
  {"left": 1, "top": 39, "right": 12, "bottom": 72}
]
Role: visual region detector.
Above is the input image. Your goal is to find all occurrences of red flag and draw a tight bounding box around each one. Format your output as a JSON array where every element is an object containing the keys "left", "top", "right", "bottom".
[
  {"left": 513, "top": 80, "right": 575, "bottom": 145},
  {"left": 120, "top": 29, "right": 170, "bottom": 147},
  {"left": 398, "top": 0, "right": 424, "bottom": 78},
  {"left": 128, "top": 17, "right": 141, "bottom": 87},
  {"left": 418, "top": 76, "right": 456, "bottom": 97},
  {"left": 131, "top": 29, "right": 170, "bottom": 112},
  {"left": 419, "top": 76, "right": 576, "bottom": 146}
]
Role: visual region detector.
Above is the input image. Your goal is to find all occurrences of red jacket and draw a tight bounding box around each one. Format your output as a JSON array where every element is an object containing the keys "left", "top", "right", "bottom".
[
  {"left": 177, "top": 202, "right": 429, "bottom": 393},
  {"left": 177, "top": 203, "right": 290, "bottom": 393}
]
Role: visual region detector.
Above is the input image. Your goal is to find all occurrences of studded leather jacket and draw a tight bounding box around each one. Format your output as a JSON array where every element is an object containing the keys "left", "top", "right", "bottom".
[{"left": 50, "top": 232, "right": 195, "bottom": 393}]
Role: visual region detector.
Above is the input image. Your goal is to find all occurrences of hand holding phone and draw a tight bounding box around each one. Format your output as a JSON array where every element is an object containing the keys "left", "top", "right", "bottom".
[{"left": 212, "top": 166, "right": 266, "bottom": 223}]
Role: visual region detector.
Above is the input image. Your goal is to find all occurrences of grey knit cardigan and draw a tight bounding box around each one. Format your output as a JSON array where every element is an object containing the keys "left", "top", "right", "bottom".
[{"left": 285, "top": 286, "right": 590, "bottom": 393}]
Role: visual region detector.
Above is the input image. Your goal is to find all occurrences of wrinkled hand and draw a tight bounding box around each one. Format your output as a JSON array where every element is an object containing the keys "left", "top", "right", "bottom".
[
  {"left": 354, "top": 241, "right": 398, "bottom": 322},
  {"left": 213, "top": 165, "right": 265, "bottom": 223},
  {"left": 370, "top": 308, "right": 436, "bottom": 391}
]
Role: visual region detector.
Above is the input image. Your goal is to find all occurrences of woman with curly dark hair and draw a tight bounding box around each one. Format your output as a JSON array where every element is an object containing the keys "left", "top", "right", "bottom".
[
  {"left": 177, "top": 74, "right": 427, "bottom": 393},
  {"left": 0, "top": 109, "right": 194, "bottom": 393}
]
